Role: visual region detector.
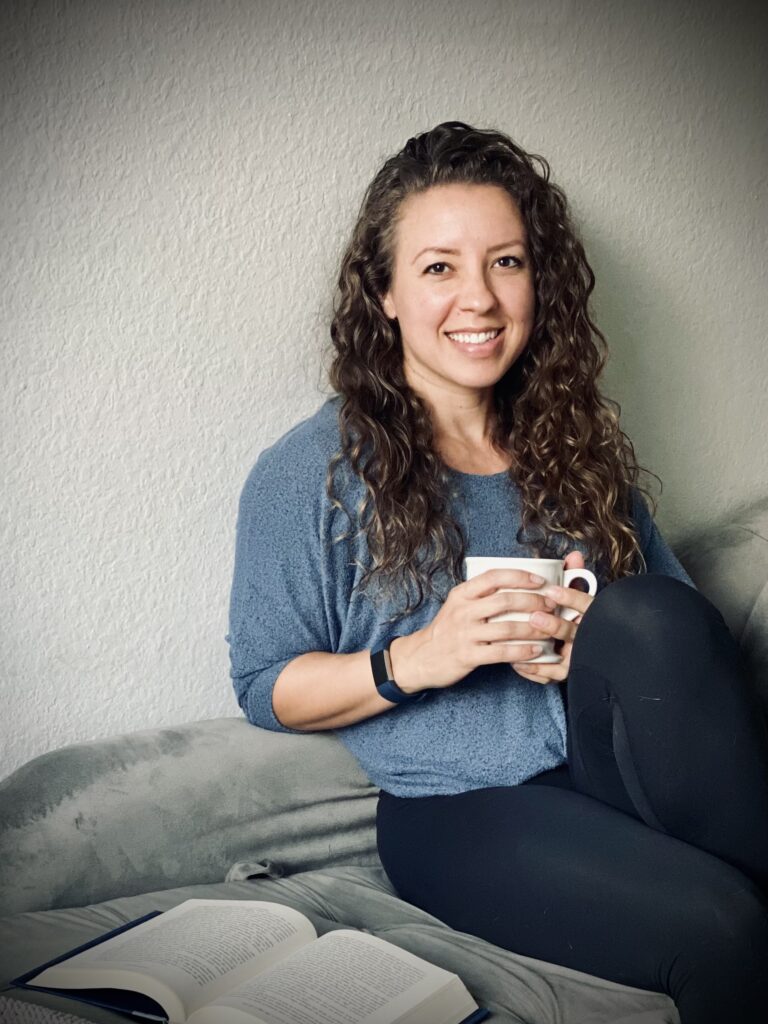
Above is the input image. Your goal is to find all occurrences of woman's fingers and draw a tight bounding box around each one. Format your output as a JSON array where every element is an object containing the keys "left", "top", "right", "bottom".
[
  {"left": 480, "top": 619, "right": 553, "bottom": 644},
  {"left": 515, "top": 626, "right": 578, "bottom": 684},
  {"left": 512, "top": 660, "right": 569, "bottom": 684},
  {"left": 528, "top": 609, "right": 578, "bottom": 643},
  {"left": 464, "top": 569, "right": 549, "bottom": 599},
  {"left": 474, "top": 642, "right": 544, "bottom": 666},
  {"left": 480, "top": 590, "right": 558, "bottom": 619},
  {"left": 542, "top": 584, "right": 594, "bottom": 618},
  {"left": 523, "top": 585, "right": 594, "bottom": 640}
]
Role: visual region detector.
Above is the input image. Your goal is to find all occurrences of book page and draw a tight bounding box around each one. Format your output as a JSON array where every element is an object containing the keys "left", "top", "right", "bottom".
[
  {"left": 30, "top": 900, "right": 317, "bottom": 1018},
  {"left": 190, "top": 929, "right": 476, "bottom": 1024}
]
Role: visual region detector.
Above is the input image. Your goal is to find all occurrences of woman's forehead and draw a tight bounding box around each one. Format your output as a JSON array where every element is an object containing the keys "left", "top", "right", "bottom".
[{"left": 390, "top": 183, "right": 526, "bottom": 252}]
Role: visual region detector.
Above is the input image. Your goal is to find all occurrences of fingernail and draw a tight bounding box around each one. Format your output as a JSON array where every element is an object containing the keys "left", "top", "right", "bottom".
[
  {"left": 528, "top": 573, "right": 545, "bottom": 583},
  {"left": 531, "top": 612, "right": 549, "bottom": 627},
  {"left": 531, "top": 645, "right": 543, "bottom": 654}
]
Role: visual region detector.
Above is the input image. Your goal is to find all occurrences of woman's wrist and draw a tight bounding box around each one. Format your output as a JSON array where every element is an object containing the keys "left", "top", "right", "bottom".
[{"left": 388, "top": 632, "right": 427, "bottom": 695}]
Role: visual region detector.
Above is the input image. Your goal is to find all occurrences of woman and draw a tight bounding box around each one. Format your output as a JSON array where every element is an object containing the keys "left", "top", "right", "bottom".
[{"left": 228, "top": 122, "right": 768, "bottom": 1021}]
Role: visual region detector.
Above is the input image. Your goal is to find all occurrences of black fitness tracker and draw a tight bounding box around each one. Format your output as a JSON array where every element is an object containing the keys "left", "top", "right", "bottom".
[{"left": 370, "top": 644, "right": 426, "bottom": 704}]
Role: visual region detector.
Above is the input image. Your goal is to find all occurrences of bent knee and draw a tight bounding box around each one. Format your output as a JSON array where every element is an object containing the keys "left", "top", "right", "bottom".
[
  {"left": 594, "top": 572, "right": 701, "bottom": 616},
  {"left": 581, "top": 572, "right": 728, "bottom": 651}
]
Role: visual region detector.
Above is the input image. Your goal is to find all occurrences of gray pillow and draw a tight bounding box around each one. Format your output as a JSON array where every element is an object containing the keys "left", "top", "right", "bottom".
[
  {"left": 0, "top": 718, "right": 380, "bottom": 915},
  {"left": 676, "top": 495, "right": 768, "bottom": 711}
]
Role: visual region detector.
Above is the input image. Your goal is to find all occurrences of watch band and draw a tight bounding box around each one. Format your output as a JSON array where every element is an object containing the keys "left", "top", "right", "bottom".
[{"left": 370, "top": 644, "right": 425, "bottom": 704}]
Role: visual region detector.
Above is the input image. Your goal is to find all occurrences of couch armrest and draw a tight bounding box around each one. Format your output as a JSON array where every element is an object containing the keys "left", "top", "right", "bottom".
[{"left": 0, "top": 718, "right": 380, "bottom": 915}]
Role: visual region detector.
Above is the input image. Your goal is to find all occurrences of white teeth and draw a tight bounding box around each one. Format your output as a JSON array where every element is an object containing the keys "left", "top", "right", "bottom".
[{"left": 447, "top": 329, "right": 501, "bottom": 345}]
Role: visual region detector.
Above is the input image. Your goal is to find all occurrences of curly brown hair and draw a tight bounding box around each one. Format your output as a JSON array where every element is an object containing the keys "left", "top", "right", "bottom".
[{"left": 327, "top": 121, "right": 658, "bottom": 613}]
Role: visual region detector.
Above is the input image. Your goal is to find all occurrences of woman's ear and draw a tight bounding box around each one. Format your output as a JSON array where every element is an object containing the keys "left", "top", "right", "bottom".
[{"left": 381, "top": 291, "right": 397, "bottom": 321}]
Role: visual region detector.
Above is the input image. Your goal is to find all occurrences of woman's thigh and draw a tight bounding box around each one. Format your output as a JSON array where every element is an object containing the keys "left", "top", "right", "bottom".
[{"left": 376, "top": 784, "right": 768, "bottom": 1023}]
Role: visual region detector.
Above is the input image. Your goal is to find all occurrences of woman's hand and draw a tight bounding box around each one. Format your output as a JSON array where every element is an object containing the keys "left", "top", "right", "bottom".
[
  {"left": 389, "top": 569, "right": 559, "bottom": 694},
  {"left": 511, "top": 551, "right": 595, "bottom": 684}
]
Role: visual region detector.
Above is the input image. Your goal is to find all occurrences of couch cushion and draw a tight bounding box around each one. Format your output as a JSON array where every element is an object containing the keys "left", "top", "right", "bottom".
[
  {"left": 0, "top": 867, "right": 678, "bottom": 1024},
  {"left": 0, "top": 719, "right": 380, "bottom": 916}
]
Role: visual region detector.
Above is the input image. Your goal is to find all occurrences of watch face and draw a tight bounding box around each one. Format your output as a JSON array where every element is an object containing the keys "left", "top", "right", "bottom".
[{"left": 383, "top": 647, "right": 394, "bottom": 679}]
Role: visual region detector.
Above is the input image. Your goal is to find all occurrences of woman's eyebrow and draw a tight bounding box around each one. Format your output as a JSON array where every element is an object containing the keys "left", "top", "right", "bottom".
[{"left": 411, "top": 239, "right": 526, "bottom": 264}]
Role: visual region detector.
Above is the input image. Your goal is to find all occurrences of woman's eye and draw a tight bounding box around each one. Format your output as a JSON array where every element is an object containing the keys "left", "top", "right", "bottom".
[
  {"left": 495, "top": 255, "right": 523, "bottom": 269},
  {"left": 425, "top": 262, "right": 449, "bottom": 275}
]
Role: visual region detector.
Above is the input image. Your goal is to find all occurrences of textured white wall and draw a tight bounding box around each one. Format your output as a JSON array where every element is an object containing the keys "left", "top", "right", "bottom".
[{"left": 1, "top": 0, "right": 766, "bottom": 778}]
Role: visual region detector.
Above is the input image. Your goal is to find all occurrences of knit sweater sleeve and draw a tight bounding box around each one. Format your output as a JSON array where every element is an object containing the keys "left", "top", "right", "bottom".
[
  {"left": 227, "top": 407, "right": 351, "bottom": 731},
  {"left": 631, "top": 487, "right": 695, "bottom": 587}
]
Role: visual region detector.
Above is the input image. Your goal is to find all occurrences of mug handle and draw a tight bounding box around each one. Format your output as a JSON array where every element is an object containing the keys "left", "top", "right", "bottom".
[{"left": 560, "top": 568, "right": 598, "bottom": 621}]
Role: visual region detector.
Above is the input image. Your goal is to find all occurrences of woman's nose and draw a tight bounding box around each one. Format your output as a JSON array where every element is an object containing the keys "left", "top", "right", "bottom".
[{"left": 457, "top": 271, "right": 497, "bottom": 311}]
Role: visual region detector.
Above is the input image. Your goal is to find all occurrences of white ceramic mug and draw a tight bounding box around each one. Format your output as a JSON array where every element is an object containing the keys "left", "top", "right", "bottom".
[{"left": 464, "top": 556, "right": 598, "bottom": 664}]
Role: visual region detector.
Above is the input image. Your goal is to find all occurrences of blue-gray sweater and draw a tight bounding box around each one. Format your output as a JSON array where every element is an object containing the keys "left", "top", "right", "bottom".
[{"left": 228, "top": 398, "right": 693, "bottom": 797}]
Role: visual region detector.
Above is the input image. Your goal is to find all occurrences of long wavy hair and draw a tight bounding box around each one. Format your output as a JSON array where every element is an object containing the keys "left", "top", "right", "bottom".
[{"left": 327, "top": 121, "right": 658, "bottom": 613}]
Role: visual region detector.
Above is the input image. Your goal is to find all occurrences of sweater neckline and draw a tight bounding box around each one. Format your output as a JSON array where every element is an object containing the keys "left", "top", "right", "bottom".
[{"left": 444, "top": 464, "right": 511, "bottom": 481}]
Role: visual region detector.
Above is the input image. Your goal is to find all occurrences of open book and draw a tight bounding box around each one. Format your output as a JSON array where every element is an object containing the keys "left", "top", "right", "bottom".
[{"left": 14, "top": 898, "right": 489, "bottom": 1024}]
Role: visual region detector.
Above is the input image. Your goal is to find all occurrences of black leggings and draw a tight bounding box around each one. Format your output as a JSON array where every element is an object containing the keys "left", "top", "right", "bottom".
[{"left": 376, "top": 575, "right": 768, "bottom": 1023}]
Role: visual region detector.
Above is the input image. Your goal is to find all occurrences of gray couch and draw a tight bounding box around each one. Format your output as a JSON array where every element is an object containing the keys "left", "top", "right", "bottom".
[{"left": 2, "top": 497, "right": 767, "bottom": 1024}]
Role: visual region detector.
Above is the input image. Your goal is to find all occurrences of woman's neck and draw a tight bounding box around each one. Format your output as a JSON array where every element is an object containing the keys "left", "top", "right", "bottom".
[{"left": 425, "top": 393, "right": 511, "bottom": 475}]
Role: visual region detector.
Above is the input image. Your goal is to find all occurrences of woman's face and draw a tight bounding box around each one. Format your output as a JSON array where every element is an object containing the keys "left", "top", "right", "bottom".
[{"left": 381, "top": 183, "right": 535, "bottom": 404}]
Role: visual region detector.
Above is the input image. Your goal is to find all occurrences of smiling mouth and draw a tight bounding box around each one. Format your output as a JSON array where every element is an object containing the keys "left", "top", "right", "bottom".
[{"left": 445, "top": 328, "right": 503, "bottom": 345}]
